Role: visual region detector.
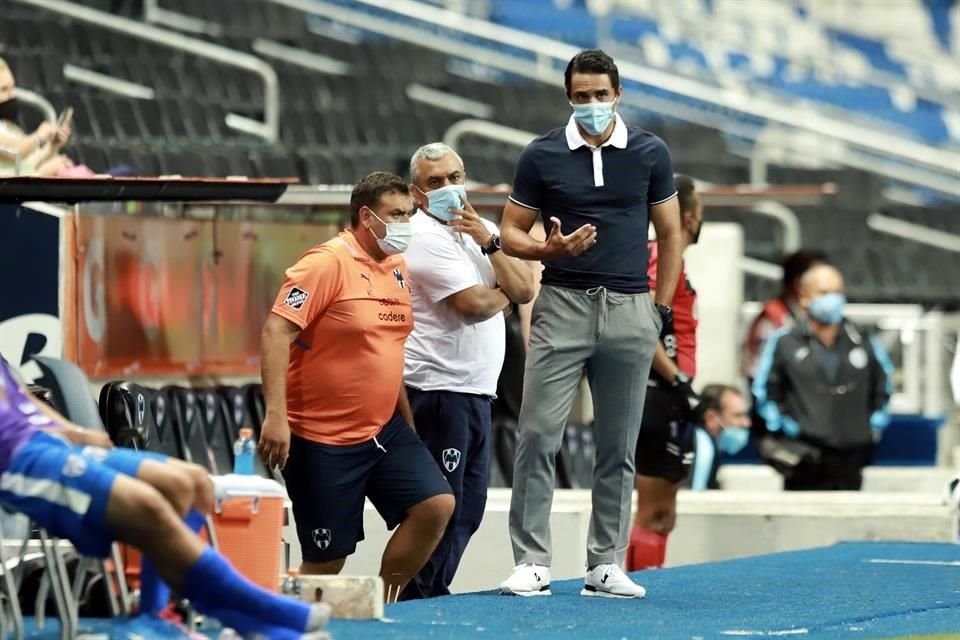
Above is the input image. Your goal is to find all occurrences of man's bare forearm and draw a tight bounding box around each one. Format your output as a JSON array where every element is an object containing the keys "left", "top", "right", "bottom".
[
  {"left": 261, "top": 326, "right": 292, "bottom": 418},
  {"left": 654, "top": 229, "right": 682, "bottom": 305},
  {"left": 489, "top": 251, "right": 535, "bottom": 304},
  {"left": 501, "top": 225, "right": 547, "bottom": 261}
]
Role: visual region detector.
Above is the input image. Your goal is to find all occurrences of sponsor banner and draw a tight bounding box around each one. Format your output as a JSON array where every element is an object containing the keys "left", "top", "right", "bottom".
[
  {"left": 71, "top": 214, "right": 338, "bottom": 377},
  {"left": 0, "top": 204, "right": 61, "bottom": 382}
]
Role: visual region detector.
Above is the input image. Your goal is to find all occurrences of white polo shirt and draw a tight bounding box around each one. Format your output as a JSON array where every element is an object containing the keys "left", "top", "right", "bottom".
[{"left": 403, "top": 211, "right": 505, "bottom": 397}]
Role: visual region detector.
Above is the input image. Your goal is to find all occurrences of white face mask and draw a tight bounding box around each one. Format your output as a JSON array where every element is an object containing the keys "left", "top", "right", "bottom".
[
  {"left": 570, "top": 100, "right": 616, "bottom": 135},
  {"left": 367, "top": 210, "right": 412, "bottom": 255}
]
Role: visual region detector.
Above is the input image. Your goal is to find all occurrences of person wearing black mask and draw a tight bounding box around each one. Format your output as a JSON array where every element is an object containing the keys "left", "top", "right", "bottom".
[{"left": 0, "top": 57, "right": 74, "bottom": 177}]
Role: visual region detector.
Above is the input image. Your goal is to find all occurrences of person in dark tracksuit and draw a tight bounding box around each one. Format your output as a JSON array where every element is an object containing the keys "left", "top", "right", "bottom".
[
  {"left": 400, "top": 143, "right": 535, "bottom": 599},
  {"left": 752, "top": 264, "right": 894, "bottom": 490}
]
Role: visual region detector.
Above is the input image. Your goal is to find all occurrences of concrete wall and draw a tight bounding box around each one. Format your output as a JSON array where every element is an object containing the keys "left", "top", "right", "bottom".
[{"left": 281, "top": 481, "right": 959, "bottom": 594}]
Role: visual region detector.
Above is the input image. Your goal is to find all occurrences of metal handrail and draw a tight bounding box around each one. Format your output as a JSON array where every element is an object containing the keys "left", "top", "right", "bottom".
[
  {"left": 323, "top": 0, "right": 958, "bottom": 176},
  {"left": 12, "top": 88, "right": 56, "bottom": 124},
  {"left": 866, "top": 213, "right": 960, "bottom": 253},
  {"left": 442, "top": 119, "right": 536, "bottom": 151},
  {"left": 13, "top": 0, "right": 279, "bottom": 142}
]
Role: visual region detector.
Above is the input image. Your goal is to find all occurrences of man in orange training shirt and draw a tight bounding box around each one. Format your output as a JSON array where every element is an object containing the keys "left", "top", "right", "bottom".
[{"left": 258, "top": 171, "right": 454, "bottom": 600}]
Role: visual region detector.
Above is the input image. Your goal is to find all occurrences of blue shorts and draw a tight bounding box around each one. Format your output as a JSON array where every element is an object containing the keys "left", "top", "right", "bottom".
[
  {"left": 282, "top": 413, "right": 452, "bottom": 563},
  {"left": 0, "top": 432, "right": 167, "bottom": 558}
]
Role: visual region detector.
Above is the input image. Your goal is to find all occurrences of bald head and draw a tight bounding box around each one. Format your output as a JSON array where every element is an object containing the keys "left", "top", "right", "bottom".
[{"left": 799, "top": 263, "right": 844, "bottom": 309}]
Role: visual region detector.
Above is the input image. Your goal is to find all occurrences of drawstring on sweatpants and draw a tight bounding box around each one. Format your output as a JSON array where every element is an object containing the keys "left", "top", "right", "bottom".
[
  {"left": 586, "top": 286, "right": 623, "bottom": 339},
  {"left": 373, "top": 436, "right": 387, "bottom": 453}
]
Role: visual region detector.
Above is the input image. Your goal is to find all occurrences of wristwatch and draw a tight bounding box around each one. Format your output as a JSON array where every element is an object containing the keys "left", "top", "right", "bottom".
[
  {"left": 481, "top": 234, "right": 501, "bottom": 256},
  {"left": 654, "top": 302, "right": 673, "bottom": 324},
  {"left": 673, "top": 370, "right": 691, "bottom": 387}
]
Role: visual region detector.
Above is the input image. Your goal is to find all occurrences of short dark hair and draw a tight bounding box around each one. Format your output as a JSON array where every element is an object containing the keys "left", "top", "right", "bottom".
[
  {"left": 675, "top": 174, "right": 697, "bottom": 217},
  {"left": 782, "top": 249, "right": 830, "bottom": 295},
  {"left": 564, "top": 49, "right": 620, "bottom": 97},
  {"left": 349, "top": 171, "right": 409, "bottom": 227},
  {"left": 699, "top": 384, "right": 741, "bottom": 417}
]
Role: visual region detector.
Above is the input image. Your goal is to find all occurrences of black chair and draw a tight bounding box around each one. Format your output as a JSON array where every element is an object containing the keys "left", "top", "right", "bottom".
[
  {"left": 197, "top": 388, "right": 233, "bottom": 475},
  {"left": 149, "top": 387, "right": 186, "bottom": 460},
  {"left": 99, "top": 382, "right": 177, "bottom": 458},
  {"left": 162, "top": 387, "right": 214, "bottom": 472},
  {"left": 217, "top": 385, "right": 272, "bottom": 480}
]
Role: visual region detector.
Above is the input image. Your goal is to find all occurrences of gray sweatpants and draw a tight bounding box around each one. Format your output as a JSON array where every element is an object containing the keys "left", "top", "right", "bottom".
[{"left": 509, "top": 284, "right": 661, "bottom": 568}]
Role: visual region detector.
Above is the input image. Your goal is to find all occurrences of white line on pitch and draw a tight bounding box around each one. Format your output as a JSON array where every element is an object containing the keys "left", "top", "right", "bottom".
[
  {"left": 721, "top": 630, "right": 809, "bottom": 637},
  {"left": 866, "top": 559, "right": 960, "bottom": 567}
]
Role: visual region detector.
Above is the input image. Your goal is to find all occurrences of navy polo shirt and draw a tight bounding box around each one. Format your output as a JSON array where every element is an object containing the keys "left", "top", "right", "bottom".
[{"left": 509, "top": 114, "right": 677, "bottom": 293}]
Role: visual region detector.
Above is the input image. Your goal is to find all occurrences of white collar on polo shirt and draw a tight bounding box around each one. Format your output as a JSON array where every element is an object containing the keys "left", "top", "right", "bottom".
[{"left": 565, "top": 112, "right": 628, "bottom": 151}]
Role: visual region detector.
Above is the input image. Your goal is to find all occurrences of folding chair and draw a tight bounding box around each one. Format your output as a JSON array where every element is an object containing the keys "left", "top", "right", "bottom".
[
  {"left": 0, "top": 511, "right": 75, "bottom": 640},
  {"left": 33, "top": 358, "right": 132, "bottom": 616},
  {"left": 0, "top": 512, "right": 25, "bottom": 640}
]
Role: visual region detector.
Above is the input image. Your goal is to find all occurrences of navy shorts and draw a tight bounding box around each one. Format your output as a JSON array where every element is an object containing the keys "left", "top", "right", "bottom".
[
  {"left": 282, "top": 413, "right": 452, "bottom": 563},
  {"left": 635, "top": 384, "right": 695, "bottom": 484},
  {"left": 0, "top": 432, "right": 167, "bottom": 557}
]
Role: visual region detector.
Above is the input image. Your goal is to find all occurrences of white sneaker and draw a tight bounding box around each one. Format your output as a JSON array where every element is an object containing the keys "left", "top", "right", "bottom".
[
  {"left": 499, "top": 563, "right": 552, "bottom": 596},
  {"left": 581, "top": 563, "right": 647, "bottom": 599}
]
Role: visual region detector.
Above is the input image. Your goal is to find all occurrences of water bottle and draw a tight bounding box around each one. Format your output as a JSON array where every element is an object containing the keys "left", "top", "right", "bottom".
[
  {"left": 281, "top": 569, "right": 302, "bottom": 597},
  {"left": 233, "top": 427, "right": 255, "bottom": 475}
]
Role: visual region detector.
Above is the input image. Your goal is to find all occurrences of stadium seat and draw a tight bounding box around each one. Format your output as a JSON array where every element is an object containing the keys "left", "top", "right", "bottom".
[
  {"left": 197, "top": 388, "right": 234, "bottom": 475},
  {"left": 217, "top": 385, "right": 272, "bottom": 479},
  {"left": 163, "top": 387, "right": 214, "bottom": 472},
  {"left": 98, "top": 382, "right": 177, "bottom": 457},
  {"left": 31, "top": 356, "right": 103, "bottom": 429}
]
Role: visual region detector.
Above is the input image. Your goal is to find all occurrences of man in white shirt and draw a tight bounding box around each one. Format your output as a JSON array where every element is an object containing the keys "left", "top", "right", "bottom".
[{"left": 400, "top": 143, "right": 535, "bottom": 599}]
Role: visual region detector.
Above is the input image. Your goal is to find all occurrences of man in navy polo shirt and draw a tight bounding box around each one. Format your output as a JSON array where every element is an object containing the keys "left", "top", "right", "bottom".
[{"left": 498, "top": 49, "right": 683, "bottom": 599}]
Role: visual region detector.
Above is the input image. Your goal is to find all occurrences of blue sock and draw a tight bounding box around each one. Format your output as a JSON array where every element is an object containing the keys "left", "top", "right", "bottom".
[
  {"left": 181, "top": 547, "right": 312, "bottom": 632},
  {"left": 139, "top": 510, "right": 205, "bottom": 615}
]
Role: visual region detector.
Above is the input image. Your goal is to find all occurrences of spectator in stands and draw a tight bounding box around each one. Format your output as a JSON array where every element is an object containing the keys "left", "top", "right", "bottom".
[
  {"left": 687, "top": 384, "right": 752, "bottom": 491},
  {"left": 0, "top": 358, "right": 330, "bottom": 639},
  {"left": 627, "top": 174, "right": 702, "bottom": 571},
  {"left": 752, "top": 263, "right": 894, "bottom": 491},
  {"left": 0, "top": 57, "right": 75, "bottom": 177},
  {"left": 498, "top": 49, "right": 683, "bottom": 599},
  {"left": 400, "top": 143, "right": 534, "bottom": 600},
  {"left": 258, "top": 171, "right": 454, "bottom": 602},
  {"left": 742, "top": 249, "right": 829, "bottom": 439}
]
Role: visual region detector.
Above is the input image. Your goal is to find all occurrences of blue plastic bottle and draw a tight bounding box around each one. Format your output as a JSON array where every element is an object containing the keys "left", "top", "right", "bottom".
[{"left": 233, "top": 427, "right": 255, "bottom": 475}]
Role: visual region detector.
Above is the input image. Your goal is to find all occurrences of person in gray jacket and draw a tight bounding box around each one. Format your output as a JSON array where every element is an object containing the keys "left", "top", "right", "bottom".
[{"left": 752, "top": 263, "right": 893, "bottom": 490}]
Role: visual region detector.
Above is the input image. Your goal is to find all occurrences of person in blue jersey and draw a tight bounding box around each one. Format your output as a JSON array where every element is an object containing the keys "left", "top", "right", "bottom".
[
  {"left": 752, "top": 264, "right": 894, "bottom": 491},
  {"left": 497, "top": 49, "right": 683, "bottom": 599},
  {"left": 0, "top": 358, "right": 329, "bottom": 639},
  {"left": 687, "top": 385, "right": 752, "bottom": 491}
]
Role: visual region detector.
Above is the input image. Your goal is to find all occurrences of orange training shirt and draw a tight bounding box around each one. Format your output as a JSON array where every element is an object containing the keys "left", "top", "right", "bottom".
[{"left": 270, "top": 230, "right": 413, "bottom": 445}]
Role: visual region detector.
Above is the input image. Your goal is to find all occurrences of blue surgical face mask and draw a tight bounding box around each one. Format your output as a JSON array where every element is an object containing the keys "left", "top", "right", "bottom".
[
  {"left": 426, "top": 184, "right": 466, "bottom": 222},
  {"left": 717, "top": 427, "right": 749, "bottom": 455},
  {"left": 570, "top": 101, "right": 616, "bottom": 136},
  {"left": 808, "top": 292, "right": 846, "bottom": 325},
  {"left": 368, "top": 210, "right": 413, "bottom": 255}
]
